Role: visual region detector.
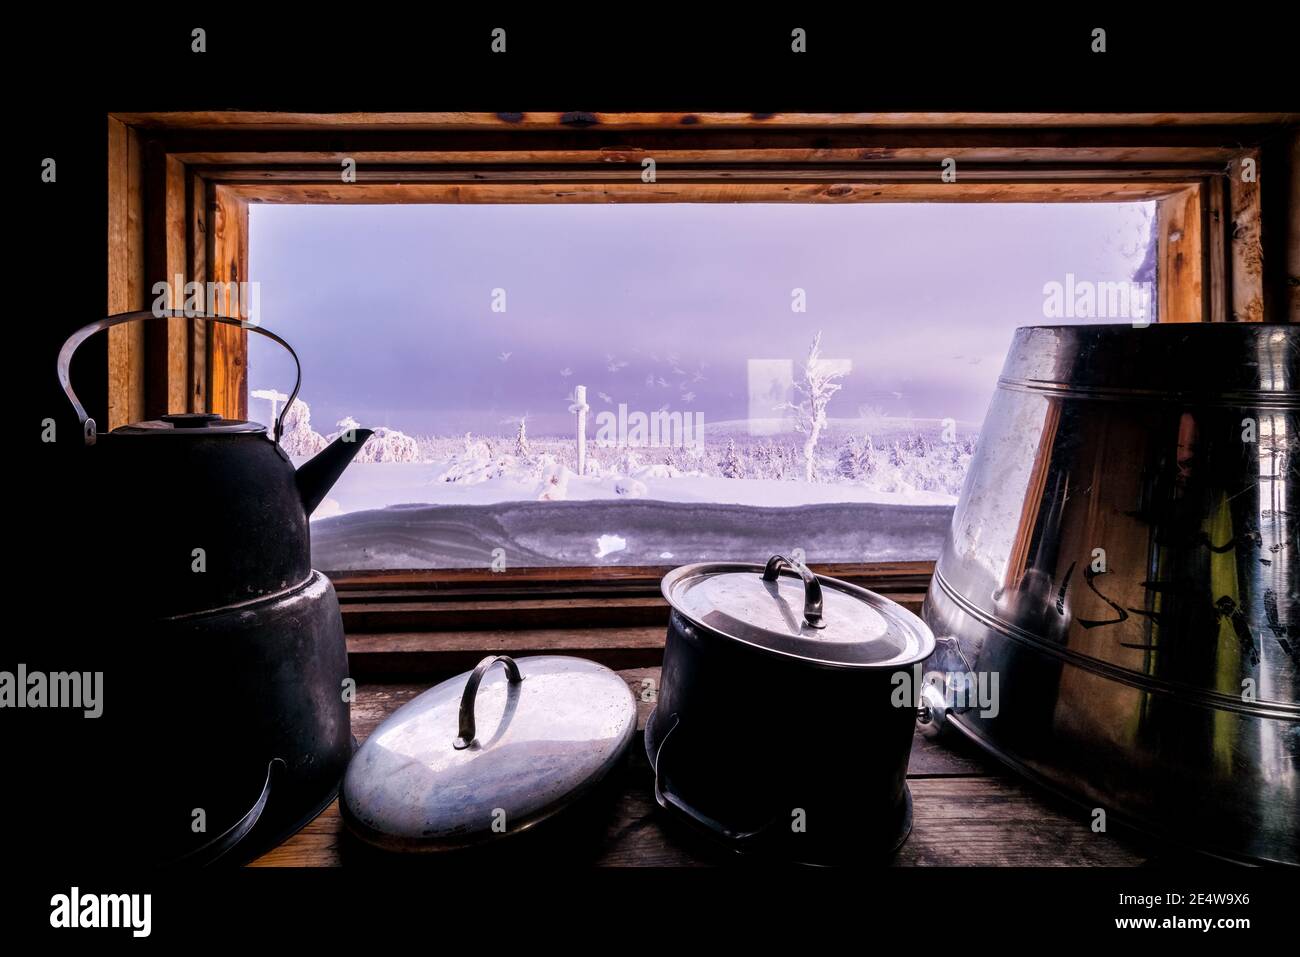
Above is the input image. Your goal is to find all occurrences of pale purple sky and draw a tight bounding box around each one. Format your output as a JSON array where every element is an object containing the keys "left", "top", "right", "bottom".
[{"left": 248, "top": 202, "right": 1153, "bottom": 436}]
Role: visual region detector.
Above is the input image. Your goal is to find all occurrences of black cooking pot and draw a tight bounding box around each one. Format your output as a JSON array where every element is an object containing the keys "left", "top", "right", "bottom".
[
  {"left": 648, "top": 555, "right": 936, "bottom": 864},
  {"left": 56, "top": 310, "right": 372, "bottom": 865}
]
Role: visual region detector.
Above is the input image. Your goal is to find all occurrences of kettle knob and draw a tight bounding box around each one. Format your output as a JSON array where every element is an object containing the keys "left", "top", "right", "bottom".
[{"left": 161, "top": 413, "right": 223, "bottom": 429}]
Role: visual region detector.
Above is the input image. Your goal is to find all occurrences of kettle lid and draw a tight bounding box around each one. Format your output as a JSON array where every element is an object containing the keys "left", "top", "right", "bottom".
[{"left": 113, "top": 412, "right": 267, "bottom": 437}]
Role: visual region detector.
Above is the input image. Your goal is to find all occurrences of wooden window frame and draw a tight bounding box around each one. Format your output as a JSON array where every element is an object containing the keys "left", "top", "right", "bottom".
[{"left": 103, "top": 111, "right": 1297, "bottom": 609}]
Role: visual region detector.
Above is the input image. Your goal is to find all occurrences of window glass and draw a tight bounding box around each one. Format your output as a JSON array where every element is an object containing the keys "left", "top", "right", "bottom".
[{"left": 248, "top": 202, "right": 1156, "bottom": 570}]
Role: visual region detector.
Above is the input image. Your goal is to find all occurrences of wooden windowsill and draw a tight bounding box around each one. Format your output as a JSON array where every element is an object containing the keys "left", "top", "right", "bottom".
[
  {"left": 334, "top": 561, "right": 933, "bottom": 677},
  {"left": 252, "top": 664, "right": 1165, "bottom": 867}
]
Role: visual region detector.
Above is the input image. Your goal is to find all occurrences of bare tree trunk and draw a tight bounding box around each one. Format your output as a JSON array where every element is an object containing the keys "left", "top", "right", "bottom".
[{"left": 803, "top": 425, "right": 819, "bottom": 482}]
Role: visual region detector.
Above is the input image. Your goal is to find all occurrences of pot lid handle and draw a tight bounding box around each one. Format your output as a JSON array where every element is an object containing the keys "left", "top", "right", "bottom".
[
  {"left": 57, "top": 310, "right": 303, "bottom": 446},
  {"left": 762, "top": 555, "right": 826, "bottom": 629},
  {"left": 453, "top": 655, "right": 524, "bottom": 750}
]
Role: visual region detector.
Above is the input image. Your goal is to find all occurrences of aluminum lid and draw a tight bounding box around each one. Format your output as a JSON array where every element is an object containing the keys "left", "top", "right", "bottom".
[
  {"left": 113, "top": 413, "right": 267, "bottom": 436},
  {"left": 662, "top": 555, "right": 935, "bottom": 668},
  {"left": 341, "top": 655, "right": 637, "bottom": 852}
]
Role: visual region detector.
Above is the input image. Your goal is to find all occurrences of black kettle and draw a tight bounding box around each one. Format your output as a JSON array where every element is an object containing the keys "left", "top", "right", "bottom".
[{"left": 57, "top": 310, "right": 372, "bottom": 865}]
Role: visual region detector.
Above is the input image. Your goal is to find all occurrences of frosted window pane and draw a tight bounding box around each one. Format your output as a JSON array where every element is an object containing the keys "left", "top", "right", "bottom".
[{"left": 247, "top": 202, "right": 1156, "bottom": 569}]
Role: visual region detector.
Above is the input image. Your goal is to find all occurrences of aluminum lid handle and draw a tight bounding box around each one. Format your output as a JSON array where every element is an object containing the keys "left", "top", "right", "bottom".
[
  {"left": 453, "top": 655, "right": 524, "bottom": 750},
  {"left": 762, "top": 554, "right": 826, "bottom": 629}
]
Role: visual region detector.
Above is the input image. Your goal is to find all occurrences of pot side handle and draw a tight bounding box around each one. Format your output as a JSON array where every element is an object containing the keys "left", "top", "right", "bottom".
[
  {"left": 915, "top": 636, "right": 975, "bottom": 737},
  {"left": 652, "top": 713, "right": 783, "bottom": 846},
  {"left": 762, "top": 554, "right": 826, "bottom": 629},
  {"left": 169, "top": 757, "right": 283, "bottom": 867}
]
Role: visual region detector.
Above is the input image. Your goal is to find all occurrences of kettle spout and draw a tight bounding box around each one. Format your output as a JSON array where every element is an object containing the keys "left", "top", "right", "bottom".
[{"left": 296, "top": 429, "right": 373, "bottom": 516}]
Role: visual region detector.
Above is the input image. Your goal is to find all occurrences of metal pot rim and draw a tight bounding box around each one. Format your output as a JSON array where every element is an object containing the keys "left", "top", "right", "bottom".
[{"left": 662, "top": 561, "right": 935, "bottom": 670}]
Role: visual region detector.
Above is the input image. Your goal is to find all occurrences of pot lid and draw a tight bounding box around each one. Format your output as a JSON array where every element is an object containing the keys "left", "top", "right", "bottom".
[
  {"left": 662, "top": 555, "right": 935, "bottom": 669},
  {"left": 341, "top": 655, "right": 636, "bottom": 852},
  {"left": 112, "top": 412, "right": 267, "bottom": 436}
]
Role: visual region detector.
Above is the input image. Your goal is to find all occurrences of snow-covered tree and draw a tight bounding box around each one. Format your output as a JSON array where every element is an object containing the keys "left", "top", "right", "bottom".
[
  {"left": 769, "top": 444, "right": 788, "bottom": 480},
  {"left": 719, "top": 437, "right": 742, "bottom": 479},
  {"left": 437, "top": 432, "right": 508, "bottom": 484},
  {"left": 328, "top": 415, "right": 420, "bottom": 463},
  {"left": 836, "top": 435, "right": 861, "bottom": 480},
  {"left": 536, "top": 458, "right": 574, "bottom": 501},
  {"left": 861, "top": 434, "right": 878, "bottom": 477},
  {"left": 278, "top": 398, "right": 328, "bottom": 458},
  {"left": 514, "top": 416, "right": 531, "bottom": 460},
  {"left": 617, "top": 448, "right": 644, "bottom": 476},
  {"left": 779, "top": 331, "right": 848, "bottom": 482}
]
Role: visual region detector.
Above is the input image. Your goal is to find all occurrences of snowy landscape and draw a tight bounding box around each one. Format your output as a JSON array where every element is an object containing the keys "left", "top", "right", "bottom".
[
  {"left": 247, "top": 201, "right": 1154, "bottom": 570},
  {"left": 280, "top": 393, "right": 974, "bottom": 568},
  {"left": 298, "top": 414, "right": 975, "bottom": 509}
]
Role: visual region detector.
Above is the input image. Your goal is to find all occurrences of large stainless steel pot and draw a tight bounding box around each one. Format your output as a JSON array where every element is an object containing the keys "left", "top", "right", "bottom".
[{"left": 922, "top": 323, "right": 1298, "bottom": 865}]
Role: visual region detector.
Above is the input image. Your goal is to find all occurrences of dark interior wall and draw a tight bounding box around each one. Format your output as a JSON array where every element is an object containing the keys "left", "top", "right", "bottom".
[
  {"left": 10, "top": 14, "right": 1297, "bottom": 869},
  {"left": 1279, "top": 130, "right": 1300, "bottom": 324}
]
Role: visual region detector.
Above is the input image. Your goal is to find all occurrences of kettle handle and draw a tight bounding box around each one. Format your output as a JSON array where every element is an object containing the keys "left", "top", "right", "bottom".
[{"left": 56, "top": 309, "right": 303, "bottom": 446}]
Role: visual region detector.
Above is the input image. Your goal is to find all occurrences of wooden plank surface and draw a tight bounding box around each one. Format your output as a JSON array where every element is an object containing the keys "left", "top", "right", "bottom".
[
  {"left": 1157, "top": 186, "right": 1205, "bottom": 322},
  {"left": 342, "top": 595, "right": 670, "bottom": 632},
  {"left": 110, "top": 111, "right": 1300, "bottom": 132},
  {"left": 329, "top": 559, "right": 934, "bottom": 590},
  {"left": 250, "top": 670, "right": 1153, "bottom": 867},
  {"left": 180, "top": 146, "right": 1245, "bottom": 167},
  {"left": 206, "top": 184, "right": 249, "bottom": 419},
  {"left": 187, "top": 168, "right": 208, "bottom": 411},
  {"left": 197, "top": 164, "right": 1216, "bottom": 184},
  {"left": 1206, "top": 174, "right": 1229, "bottom": 324},
  {"left": 143, "top": 123, "right": 1295, "bottom": 167},
  {"left": 106, "top": 116, "right": 145, "bottom": 430},
  {"left": 346, "top": 628, "right": 669, "bottom": 679},
  {"left": 344, "top": 595, "right": 922, "bottom": 633},
  {"left": 1229, "top": 152, "right": 1266, "bottom": 322},
  {"left": 144, "top": 145, "right": 190, "bottom": 417},
  {"left": 218, "top": 181, "right": 1190, "bottom": 206},
  {"left": 143, "top": 121, "right": 1298, "bottom": 198}
]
